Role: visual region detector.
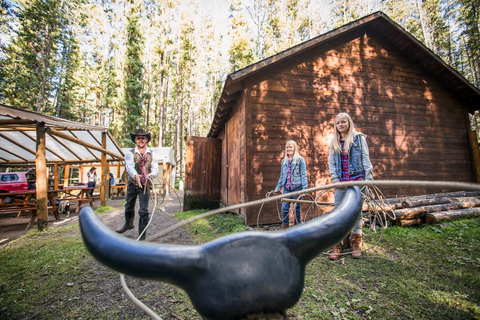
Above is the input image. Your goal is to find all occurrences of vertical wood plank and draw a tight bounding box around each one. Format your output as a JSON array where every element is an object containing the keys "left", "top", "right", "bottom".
[
  {"left": 468, "top": 129, "right": 480, "bottom": 182},
  {"left": 53, "top": 162, "right": 58, "bottom": 190},
  {"left": 101, "top": 132, "right": 107, "bottom": 206},
  {"left": 184, "top": 136, "right": 222, "bottom": 210}
]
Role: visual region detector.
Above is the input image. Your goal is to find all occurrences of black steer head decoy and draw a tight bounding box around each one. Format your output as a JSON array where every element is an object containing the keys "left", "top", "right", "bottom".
[{"left": 79, "top": 186, "right": 363, "bottom": 320}]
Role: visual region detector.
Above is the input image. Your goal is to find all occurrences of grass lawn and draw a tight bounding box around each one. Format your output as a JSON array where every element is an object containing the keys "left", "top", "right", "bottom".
[{"left": 0, "top": 210, "right": 479, "bottom": 319}]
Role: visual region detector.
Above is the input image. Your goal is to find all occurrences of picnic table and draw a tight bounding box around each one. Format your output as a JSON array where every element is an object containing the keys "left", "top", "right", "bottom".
[
  {"left": 0, "top": 186, "right": 94, "bottom": 229},
  {"left": 0, "top": 190, "right": 60, "bottom": 229}
]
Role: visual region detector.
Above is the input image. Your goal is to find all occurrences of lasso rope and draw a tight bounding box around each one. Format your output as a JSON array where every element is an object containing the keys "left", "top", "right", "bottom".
[
  {"left": 120, "top": 179, "right": 480, "bottom": 319},
  {"left": 150, "top": 180, "right": 480, "bottom": 241},
  {"left": 120, "top": 176, "right": 177, "bottom": 320}
]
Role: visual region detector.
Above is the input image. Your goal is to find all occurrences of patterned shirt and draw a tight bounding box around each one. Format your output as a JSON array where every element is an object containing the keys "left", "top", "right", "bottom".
[
  {"left": 340, "top": 139, "right": 365, "bottom": 182},
  {"left": 286, "top": 159, "right": 301, "bottom": 190}
]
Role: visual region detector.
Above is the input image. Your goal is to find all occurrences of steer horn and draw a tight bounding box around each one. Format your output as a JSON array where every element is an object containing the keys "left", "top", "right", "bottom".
[{"left": 79, "top": 186, "right": 362, "bottom": 320}]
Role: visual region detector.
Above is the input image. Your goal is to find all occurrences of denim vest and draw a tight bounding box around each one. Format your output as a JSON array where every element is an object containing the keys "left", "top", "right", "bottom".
[
  {"left": 329, "top": 133, "right": 373, "bottom": 182},
  {"left": 275, "top": 157, "right": 308, "bottom": 191}
]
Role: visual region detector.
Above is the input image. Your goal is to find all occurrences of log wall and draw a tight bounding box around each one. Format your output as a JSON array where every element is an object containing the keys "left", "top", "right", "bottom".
[{"left": 243, "top": 31, "right": 474, "bottom": 225}]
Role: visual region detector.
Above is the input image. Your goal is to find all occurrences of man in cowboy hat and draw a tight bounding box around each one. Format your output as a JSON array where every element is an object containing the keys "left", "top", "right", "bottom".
[{"left": 116, "top": 128, "right": 158, "bottom": 240}]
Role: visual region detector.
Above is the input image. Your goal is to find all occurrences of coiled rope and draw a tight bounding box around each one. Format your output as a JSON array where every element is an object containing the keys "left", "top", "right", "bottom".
[
  {"left": 150, "top": 180, "right": 480, "bottom": 241},
  {"left": 120, "top": 179, "right": 480, "bottom": 319}
]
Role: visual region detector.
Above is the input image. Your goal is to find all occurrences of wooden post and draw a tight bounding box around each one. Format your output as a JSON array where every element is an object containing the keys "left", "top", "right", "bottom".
[
  {"left": 163, "top": 159, "right": 167, "bottom": 195},
  {"left": 167, "top": 164, "right": 171, "bottom": 196},
  {"left": 64, "top": 165, "right": 70, "bottom": 187},
  {"left": 468, "top": 129, "right": 480, "bottom": 182},
  {"left": 101, "top": 131, "right": 107, "bottom": 206},
  {"left": 35, "top": 122, "right": 48, "bottom": 230},
  {"left": 116, "top": 161, "right": 121, "bottom": 180},
  {"left": 53, "top": 163, "right": 58, "bottom": 190},
  {"left": 80, "top": 165, "right": 84, "bottom": 184}
]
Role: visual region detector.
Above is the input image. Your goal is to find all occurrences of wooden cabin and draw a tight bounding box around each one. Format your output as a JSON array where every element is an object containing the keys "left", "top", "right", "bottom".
[{"left": 185, "top": 12, "right": 480, "bottom": 225}]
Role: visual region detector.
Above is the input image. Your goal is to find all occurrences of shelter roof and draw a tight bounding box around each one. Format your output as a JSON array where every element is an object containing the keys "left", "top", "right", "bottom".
[
  {"left": 0, "top": 104, "right": 124, "bottom": 167},
  {"left": 207, "top": 11, "right": 480, "bottom": 138}
]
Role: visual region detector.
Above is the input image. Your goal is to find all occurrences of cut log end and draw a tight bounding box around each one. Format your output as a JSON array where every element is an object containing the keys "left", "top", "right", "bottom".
[{"left": 395, "top": 218, "right": 421, "bottom": 227}]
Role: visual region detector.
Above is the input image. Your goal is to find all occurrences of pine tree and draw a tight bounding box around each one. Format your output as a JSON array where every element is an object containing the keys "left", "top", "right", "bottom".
[
  {"left": 455, "top": 0, "right": 480, "bottom": 86},
  {"left": 228, "top": 0, "right": 255, "bottom": 72},
  {"left": 0, "top": 0, "right": 64, "bottom": 113},
  {"left": 122, "top": 0, "right": 144, "bottom": 147}
]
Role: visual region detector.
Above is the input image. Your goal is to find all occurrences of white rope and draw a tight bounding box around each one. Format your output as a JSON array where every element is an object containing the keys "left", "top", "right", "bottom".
[
  {"left": 120, "top": 273, "right": 162, "bottom": 320},
  {"left": 120, "top": 179, "right": 480, "bottom": 318},
  {"left": 119, "top": 176, "right": 169, "bottom": 320},
  {"left": 151, "top": 180, "right": 480, "bottom": 241}
]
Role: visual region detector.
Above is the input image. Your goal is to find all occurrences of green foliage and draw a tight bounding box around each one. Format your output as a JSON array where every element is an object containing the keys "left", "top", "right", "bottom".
[
  {"left": 175, "top": 209, "right": 247, "bottom": 243},
  {"left": 0, "top": 215, "right": 479, "bottom": 319},
  {"left": 94, "top": 205, "right": 114, "bottom": 214},
  {"left": 228, "top": 0, "right": 255, "bottom": 72},
  {"left": 0, "top": 0, "right": 479, "bottom": 174},
  {"left": 0, "top": 0, "right": 63, "bottom": 112},
  {"left": 121, "top": 2, "right": 144, "bottom": 142},
  {"left": 455, "top": 0, "right": 480, "bottom": 87}
]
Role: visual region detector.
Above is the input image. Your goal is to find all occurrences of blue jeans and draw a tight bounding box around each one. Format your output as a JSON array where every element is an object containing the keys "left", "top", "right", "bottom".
[
  {"left": 281, "top": 186, "right": 302, "bottom": 225},
  {"left": 87, "top": 182, "right": 95, "bottom": 196},
  {"left": 334, "top": 187, "right": 364, "bottom": 234},
  {"left": 125, "top": 181, "right": 150, "bottom": 225}
]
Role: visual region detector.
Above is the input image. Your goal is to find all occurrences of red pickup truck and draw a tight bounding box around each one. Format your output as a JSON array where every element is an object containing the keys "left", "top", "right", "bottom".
[{"left": 0, "top": 170, "right": 36, "bottom": 193}]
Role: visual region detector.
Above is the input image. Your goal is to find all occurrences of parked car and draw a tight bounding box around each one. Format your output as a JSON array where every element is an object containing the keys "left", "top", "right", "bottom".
[{"left": 0, "top": 169, "right": 36, "bottom": 193}]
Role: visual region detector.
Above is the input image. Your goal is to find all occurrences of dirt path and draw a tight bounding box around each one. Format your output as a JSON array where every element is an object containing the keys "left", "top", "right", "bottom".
[{"left": 99, "top": 191, "right": 192, "bottom": 244}]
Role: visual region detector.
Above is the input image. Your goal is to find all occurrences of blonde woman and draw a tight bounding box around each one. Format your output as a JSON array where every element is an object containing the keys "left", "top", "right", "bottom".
[
  {"left": 274, "top": 140, "right": 308, "bottom": 229},
  {"left": 328, "top": 113, "right": 373, "bottom": 259},
  {"left": 87, "top": 167, "right": 97, "bottom": 196}
]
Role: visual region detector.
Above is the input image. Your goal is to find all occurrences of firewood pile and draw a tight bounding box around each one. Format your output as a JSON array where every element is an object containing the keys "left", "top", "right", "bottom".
[{"left": 363, "top": 191, "right": 480, "bottom": 227}]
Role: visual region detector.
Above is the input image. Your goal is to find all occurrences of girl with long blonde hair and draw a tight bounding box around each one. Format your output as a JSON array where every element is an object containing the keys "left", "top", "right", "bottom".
[
  {"left": 328, "top": 113, "right": 373, "bottom": 259},
  {"left": 275, "top": 140, "right": 308, "bottom": 228}
]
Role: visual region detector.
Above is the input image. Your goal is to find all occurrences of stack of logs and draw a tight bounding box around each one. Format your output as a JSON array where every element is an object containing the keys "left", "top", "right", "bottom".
[{"left": 363, "top": 191, "right": 480, "bottom": 227}]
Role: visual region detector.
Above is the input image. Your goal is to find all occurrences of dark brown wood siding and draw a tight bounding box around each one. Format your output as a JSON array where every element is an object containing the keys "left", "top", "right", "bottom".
[
  {"left": 184, "top": 136, "right": 222, "bottom": 210},
  {"left": 244, "top": 31, "right": 474, "bottom": 225},
  {"left": 223, "top": 98, "right": 245, "bottom": 211}
]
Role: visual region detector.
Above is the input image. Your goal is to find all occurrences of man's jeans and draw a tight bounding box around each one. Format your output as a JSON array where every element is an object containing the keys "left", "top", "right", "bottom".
[{"left": 125, "top": 181, "right": 150, "bottom": 222}]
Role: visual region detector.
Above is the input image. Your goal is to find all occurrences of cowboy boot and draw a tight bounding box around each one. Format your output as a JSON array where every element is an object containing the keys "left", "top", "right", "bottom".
[
  {"left": 138, "top": 217, "right": 149, "bottom": 241},
  {"left": 329, "top": 242, "right": 343, "bottom": 260},
  {"left": 116, "top": 219, "right": 134, "bottom": 234},
  {"left": 350, "top": 234, "right": 362, "bottom": 258},
  {"left": 282, "top": 224, "right": 289, "bottom": 229}
]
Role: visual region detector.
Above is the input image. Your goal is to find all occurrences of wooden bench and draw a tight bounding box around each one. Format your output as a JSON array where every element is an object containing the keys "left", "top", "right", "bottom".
[
  {"left": 0, "top": 204, "right": 59, "bottom": 229},
  {"left": 0, "top": 190, "right": 60, "bottom": 229},
  {"left": 111, "top": 185, "right": 126, "bottom": 198},
  {"left": 0, "top": 205, "right": 37, "bottom": 215},
  {"left": 59, "top": 186, "right": 94, "bottom": 213}
]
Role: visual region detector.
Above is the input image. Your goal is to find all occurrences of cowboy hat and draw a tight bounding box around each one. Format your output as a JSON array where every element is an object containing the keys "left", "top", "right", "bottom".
[{"left": 130, "top": 128, "right": 151, "bottom": 143}]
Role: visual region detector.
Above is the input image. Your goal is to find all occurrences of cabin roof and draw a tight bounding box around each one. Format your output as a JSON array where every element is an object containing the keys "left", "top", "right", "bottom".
[{"left": 207, "top": 11, "right": 480, "bottom": 138}]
